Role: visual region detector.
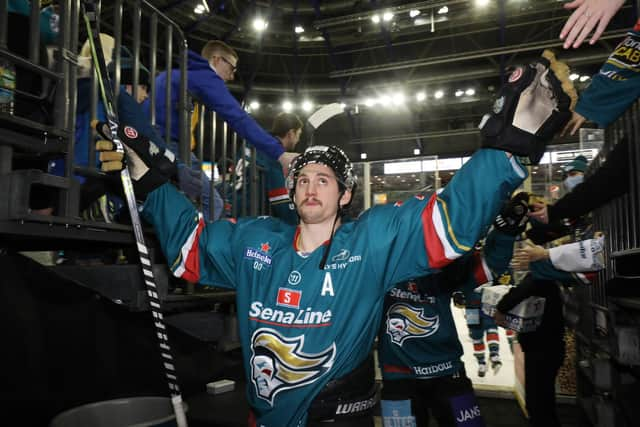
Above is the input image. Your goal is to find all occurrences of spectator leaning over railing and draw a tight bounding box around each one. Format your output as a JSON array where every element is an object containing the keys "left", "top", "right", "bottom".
[{"left": 145, "top": 40, "right": 297, "bottom": 221}]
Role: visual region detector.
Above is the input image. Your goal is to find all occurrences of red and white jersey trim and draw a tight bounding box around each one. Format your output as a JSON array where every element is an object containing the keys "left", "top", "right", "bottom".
[
  {"left": 173, "top": 213, "right": 205, "bottom": 283},
  {"left": 268, "top": 187, "right": 290, "bottom": 203},
  {"left": 422, "top": 193, "right": 460, "bottom": 268}
]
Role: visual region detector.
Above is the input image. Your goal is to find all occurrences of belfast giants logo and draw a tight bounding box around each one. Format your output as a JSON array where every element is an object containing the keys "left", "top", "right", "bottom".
[
  {"left": 250, "top": 329, "right": 335, "bottom": 405},
  {"left": 386, "top": 303, "right": 439, "bottom": 345}
]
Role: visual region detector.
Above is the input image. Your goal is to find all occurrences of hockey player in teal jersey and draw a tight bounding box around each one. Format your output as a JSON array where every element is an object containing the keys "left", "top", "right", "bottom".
[
  {"left": 235, "top": 112, "right": 302, "bottom": 224},
  {"left": 378, "top": 194, "right": 528, "bottom": 427},
  {"left": 94, "top": 53, "right": 575, "bottom": 426}
]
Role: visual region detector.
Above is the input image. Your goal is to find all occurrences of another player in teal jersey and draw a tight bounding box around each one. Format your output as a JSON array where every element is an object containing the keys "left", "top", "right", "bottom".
[
  {"left": 378, "top": 194, "right": 528, "bottom": 427},
  {"left": 235, "top": 112, "right": 302, "bottom": 224},
  {"left": 94, "top": 53, "right": 575, "bottom": 427}
]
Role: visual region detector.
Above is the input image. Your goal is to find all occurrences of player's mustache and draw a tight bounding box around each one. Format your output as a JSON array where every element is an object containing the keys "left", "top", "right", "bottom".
[{"left": 302, "top": 197, "right": 322, "bottom": 206}]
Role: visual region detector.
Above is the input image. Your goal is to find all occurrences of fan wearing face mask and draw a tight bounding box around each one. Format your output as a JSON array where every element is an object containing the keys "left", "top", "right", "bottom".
[
  {"left": 528, "top": 141, "right": 630, "bottom": 232},
  {"left": 562, "top": 156, "right": 587, "bottom": 192}
]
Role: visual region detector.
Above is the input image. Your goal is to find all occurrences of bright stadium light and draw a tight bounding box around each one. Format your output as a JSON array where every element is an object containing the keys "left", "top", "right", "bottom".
[{"left": 282, "top": 100, "right": 293, "bottom": 112}]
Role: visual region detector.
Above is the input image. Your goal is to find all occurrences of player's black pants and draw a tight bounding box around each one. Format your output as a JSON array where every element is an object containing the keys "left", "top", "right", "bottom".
[{"left": 381, "top": 369, "right": 484, "bottom": 427}]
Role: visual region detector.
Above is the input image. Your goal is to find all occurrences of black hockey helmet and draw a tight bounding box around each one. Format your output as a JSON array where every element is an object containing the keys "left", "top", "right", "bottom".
[{"left": 286, "top": 145, "right": 357, "bottom": 206}]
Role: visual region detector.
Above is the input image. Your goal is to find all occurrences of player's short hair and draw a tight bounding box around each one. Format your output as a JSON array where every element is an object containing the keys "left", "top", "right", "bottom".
[{"left": 271, "top": 113, "right": 303, "bottom": 138}]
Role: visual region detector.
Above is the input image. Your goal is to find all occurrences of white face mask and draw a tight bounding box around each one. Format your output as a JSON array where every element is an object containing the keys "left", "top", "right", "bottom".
[{"left": 563, "top": 174, "right": 584, "bottom": 192}]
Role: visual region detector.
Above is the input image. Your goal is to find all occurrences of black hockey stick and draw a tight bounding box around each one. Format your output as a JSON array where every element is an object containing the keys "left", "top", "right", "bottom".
[{"left": 80, "top": 1, "right": 188, "bottom": 425}]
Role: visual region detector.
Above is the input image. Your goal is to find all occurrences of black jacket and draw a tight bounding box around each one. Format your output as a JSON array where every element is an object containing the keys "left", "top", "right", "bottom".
[{"left": 548, "top": 138, "right": 629, "bottom": 223}]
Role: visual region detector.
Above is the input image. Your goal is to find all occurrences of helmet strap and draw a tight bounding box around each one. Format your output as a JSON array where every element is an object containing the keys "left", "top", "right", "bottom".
[{"left": 318, "top": 195, "right": 343, "bottom": 270}]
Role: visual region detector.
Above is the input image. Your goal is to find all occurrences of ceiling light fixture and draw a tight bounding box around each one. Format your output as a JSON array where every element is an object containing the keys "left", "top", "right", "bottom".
[
  {"left": 382, "top": 11, "right": 394, "bottom": 22},
  {"left": 579, "top": 75, "right": 590, "bottom": 82},
  {"left": 253, "top": 17, "right": 268, "bottom": 32},
  {"left": 294, "top": 25, "right": 304, "bottom": 34},
  {"left": 301, "top": 100, "right": 313, "bottom": 112},
  {"left": 371, "top": 14, "right": 381, "bottom": 24},
  {"left": 413, "top": 148, "right": 421, "bottom": 155},
  {"left": 194, "top": 4, "right": 204, "bottom": 14},
  {"left": 455, "top": 90, "right": 464, "bottom": 97},
  {"left": 434, "top": 90, "right": 444, "bottom": 99},
  {"left": 416, "top": 91, "right": 426, "bottom": 102},
  {"left": 465, "top": 88, "right": 475, "bottom": 96},
  {"left": 438, "top": 6, "right": 449, "bottom": 14},
  {"left": 413, "top": 17, "right": 428, "bottom": 26},
  {"left": 569, "top": 73, "right": 579, "bottom": 81},
  {"left": 409, "top": 9, "right": 421, "bottom": 18},
  {"left": 249, "top": 100, "right": 260, "bottom": 110},
  {"left": 282, "top": 100, "right": 293, "bottom": 112},
  {"left": 360, "top": 153, "right": 368, "bottom": 160},
  {"left": 392, "top": 93, "right": 405, "bottom": 106},
  {"left": 378, "top": 94, "right": 391, "bottom": 106}
]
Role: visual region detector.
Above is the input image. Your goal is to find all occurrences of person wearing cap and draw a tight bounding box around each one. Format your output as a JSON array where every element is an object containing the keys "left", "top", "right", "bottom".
[
  {"left": 529, "top": 143, "right": 631, "bottom": 227},
  {"left": 561, "top": 155, "right": 588, "bottom": 192},
  {"left": 93, "top": 52, "right": 575, "bottom": 426}
]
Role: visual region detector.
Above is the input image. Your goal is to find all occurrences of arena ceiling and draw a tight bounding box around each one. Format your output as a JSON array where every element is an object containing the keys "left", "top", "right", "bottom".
[{"left": 136, "top": 0, "right": 635, "bottom": 161}]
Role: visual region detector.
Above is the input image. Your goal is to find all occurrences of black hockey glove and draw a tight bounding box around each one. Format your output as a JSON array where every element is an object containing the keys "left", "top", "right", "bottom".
[
  {"left": 494, "top": 192, "right": 530, "bottom": 236},
  {"left": 93, "top": 120, "right": 177, "bottom": 198},
  {"left": 479, "top": 50, "right": 576, "bottom": 164}
]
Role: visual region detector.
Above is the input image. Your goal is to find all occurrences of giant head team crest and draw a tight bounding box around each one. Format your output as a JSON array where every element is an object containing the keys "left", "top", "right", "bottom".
[
  {"left": 250, "top": 329, "right": 335, "bottom": 405},
  {"left": 386, "top": 303, "right": 440, "bottom": 345}
]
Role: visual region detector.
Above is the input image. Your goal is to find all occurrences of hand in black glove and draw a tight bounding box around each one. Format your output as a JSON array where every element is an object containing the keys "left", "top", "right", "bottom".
[
  {"left": 479, "top": 50, "right": 577, "bottom": 164},
  {"left": 93, "top": 120, "right": 177, "bottom": 198},
  {"left": 494, "top": 192, "right": 530, "bottom": 235}
]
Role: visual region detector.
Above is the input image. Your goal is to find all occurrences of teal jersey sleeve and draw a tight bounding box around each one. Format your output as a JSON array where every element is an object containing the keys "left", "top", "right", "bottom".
[
  {"left": 142, "top": 183, "right": 237, "bottom": 287},
  {"left": 459, "top": 228, "right": 516, "bottom": 298},
  {"left": 366, "top": 149, "right": 525, "bottom": 288},
  {"left": 258, "top": 152, "right": 298, "bottom": 225},
  {"left": 575, "top": 24, "right": 640, "bottom": 127},
  {"left": 483, "top": 229, "right": 517, "bottom": 274},
  {"left": 530, "top": 259, "right": 596, "bottom": 286}
]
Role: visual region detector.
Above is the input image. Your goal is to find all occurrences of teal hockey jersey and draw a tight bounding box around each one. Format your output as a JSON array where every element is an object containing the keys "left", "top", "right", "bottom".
[
  {"left": 141, "top": 149, "right": 525, "bottom": 426},
  {"left": 378, "top": 230, "right": 517, "bottom": 380},
  {"left": 575, "top": 19, "right": 640, "bottom": 127}
]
